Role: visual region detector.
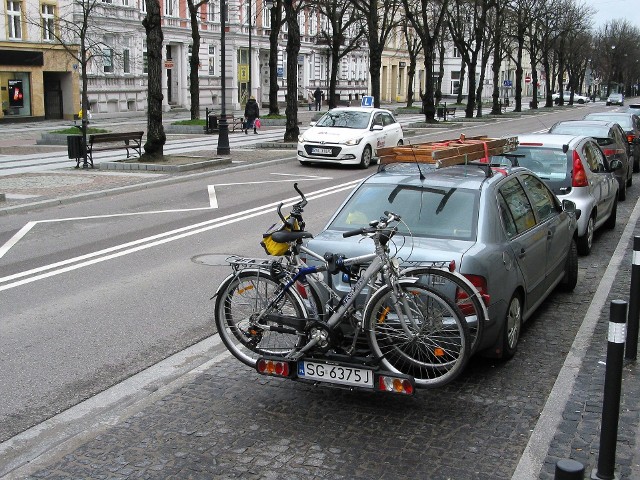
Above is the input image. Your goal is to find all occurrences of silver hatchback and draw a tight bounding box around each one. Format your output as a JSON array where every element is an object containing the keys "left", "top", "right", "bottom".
[{"left": 502, "top": 134, "right": 620, "bottom": 255}]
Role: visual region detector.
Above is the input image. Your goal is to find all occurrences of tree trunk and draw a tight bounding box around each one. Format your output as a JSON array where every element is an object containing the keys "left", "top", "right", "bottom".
[
  {"left": 406, "top": 60, "right": 416, "bottom": 107},
  {"left": 456, "top": 58, "right": 465, "bottom": 105},
  {"left": 369, "top": 45, "right": 383, "bottom": 108},
  {"left": 268, "top": 4, "right": 282, "bottom": 115},
  {"left": 143, "top": 0, "right": 166, "bottom": 158},
  {"left": 283, "top": 0, "right": 300, "bottom": 142},
  {"left": 188, "top": 0, "right": 203, "bottom": 120},
  {"left": 329, "top": 45, "right": 340, "bottom": 109}
]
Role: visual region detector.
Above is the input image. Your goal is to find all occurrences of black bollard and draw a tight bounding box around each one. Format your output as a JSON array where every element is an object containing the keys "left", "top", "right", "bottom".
[
  {"left": 625, "top": 236, "right": 640, "bottom": 360},
  {"left": 555, "top": 459, "right": 584, "bottom": 479},
  {"left": 593, "top": 300, "right": 627, "bottom": 480}
]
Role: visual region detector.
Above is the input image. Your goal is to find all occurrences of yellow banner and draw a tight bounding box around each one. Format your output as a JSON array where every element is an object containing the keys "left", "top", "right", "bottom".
[{"left": 238, "top": 64, "right": 249, "bottom": 82}]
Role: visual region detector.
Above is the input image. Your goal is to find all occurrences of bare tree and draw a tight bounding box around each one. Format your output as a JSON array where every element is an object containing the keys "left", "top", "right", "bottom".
[
  {"left": 489, "top": 0, "right": 509, "bottom": 114},
  {"left": 504, "top": 0, "right": 536, "bottom": 112},
  {"left": 401, "top": 22, "right": 423, "bottom": 108},
  {"left": 283, "top": 0, "right": 301, "bottom": 141},
  {"left": 447, "top": 0, "right": 490, "bottom": 117},
  {"left": 187, "top": 0, "right": 210, "bottom": 120},
  {"left": 314, "top": 0, "right": 366, "bottom": 109},
  {"left": 353, "top": 0, "right": 401, "bottom": 108},
  {"left": 267, "top": 0, "right": 284, "bottom": 115},
  {"left": 402, "top": 0, "right": 449, "bottom": 121},
  {"left": 143, "top": 0, "right": 166, "bottom": 157}
]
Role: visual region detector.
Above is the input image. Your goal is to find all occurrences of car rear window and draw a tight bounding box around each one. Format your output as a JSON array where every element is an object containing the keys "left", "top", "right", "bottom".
[
  {"left": 551, "top": 124, "right": 609, "bottom": 138},
  {"left": 329, "top": 184, "right": 479, "bottom": 240},
  {"left": 315, "top": 111, "right": 371, "bottom": 129},
  {"left": 495, "top": 147, "right": 570, "bottom": 193},
  {"left": 586, "top": 115, "right": 632, "bottom": 129}
]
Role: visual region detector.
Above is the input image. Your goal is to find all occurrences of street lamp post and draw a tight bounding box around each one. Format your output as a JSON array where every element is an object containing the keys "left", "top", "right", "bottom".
[
  {"left": 217, "top": 0, "right": 230, "bottom": 155},
  {"left": 248, "top": 0, "right": 252, "bottom": 97}
]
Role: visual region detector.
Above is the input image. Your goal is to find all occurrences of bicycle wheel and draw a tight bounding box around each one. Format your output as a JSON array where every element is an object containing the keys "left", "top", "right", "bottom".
[
  {"left": 400, "top": 267, "right": 486, "bottom": 354},
  {"left": 364, "top": 279, "right": 470, "bottom": 388},
  {"left": 214, "top": 269, "right": 306, "bottom": 368}
]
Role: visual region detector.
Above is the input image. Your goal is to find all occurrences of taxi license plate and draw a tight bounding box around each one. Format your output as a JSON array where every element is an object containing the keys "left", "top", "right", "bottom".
[
  {"left": 297, "top": 361, "right": 374, "bottom": 388},
  {"left": 311, "top": 147, "right": 333, "bottom": 155}
]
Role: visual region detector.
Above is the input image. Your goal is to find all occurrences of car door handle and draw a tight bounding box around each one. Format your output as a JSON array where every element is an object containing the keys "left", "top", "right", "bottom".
[
  {"left": 518, "top": 248, "right": 526, "bottom": 259},
  {"left": 547, "top": 230, "right": 553, "bottom": 239}
]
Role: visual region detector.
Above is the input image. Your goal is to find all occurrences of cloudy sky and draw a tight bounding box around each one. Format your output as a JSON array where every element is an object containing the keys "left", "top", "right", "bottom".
[{"left": 584, "top": 0, "right": 640, "bottom": 29}]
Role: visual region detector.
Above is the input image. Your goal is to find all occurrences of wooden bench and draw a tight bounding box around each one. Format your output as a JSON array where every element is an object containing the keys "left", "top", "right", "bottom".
[
  {"left": 206, "top": 115, "right": 244, "bottom": 133},
  {"left": 83, "top": 131, "right": 144, "bottom": 168}
]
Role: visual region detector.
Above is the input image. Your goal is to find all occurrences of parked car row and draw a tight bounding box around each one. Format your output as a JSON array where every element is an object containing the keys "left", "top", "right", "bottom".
[{"left": 296, "top": 104, "right": 636, "bottom": 364}]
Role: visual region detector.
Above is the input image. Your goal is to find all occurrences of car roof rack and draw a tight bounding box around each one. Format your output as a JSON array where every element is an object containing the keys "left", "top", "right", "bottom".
[{"left": 377, "top": 135, "right": 518, "bottom": 172}]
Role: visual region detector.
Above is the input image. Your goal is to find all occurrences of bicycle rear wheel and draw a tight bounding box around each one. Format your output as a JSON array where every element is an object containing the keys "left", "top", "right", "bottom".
[
  {"left": 214, "top": 270, "right": 305, "bottom": 367},
  {"left": 364, "top": 279, "right": 470, "bottom": 388},
  {"left": 400, "top": 267, "right": 486, "bottom": 354}
]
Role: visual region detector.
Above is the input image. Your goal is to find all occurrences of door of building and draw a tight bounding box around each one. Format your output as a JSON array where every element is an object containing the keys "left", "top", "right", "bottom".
[{"left": 43, "top": 76, "right": 63, "bottom": 119}]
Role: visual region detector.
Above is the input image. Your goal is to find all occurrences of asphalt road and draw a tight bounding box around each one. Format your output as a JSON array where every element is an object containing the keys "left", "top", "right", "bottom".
[{"left": 1, "top": 102, "right": 638, "bottom": 479}]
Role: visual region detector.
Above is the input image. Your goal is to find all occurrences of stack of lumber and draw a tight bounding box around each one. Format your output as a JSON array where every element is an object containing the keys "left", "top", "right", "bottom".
[{"left": 378, "top": 134, "right": 518, "bottom": 168}]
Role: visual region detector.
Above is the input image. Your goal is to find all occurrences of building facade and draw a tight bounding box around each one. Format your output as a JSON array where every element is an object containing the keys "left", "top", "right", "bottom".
[{"left": 0, "top": 0, "right": 79, "bottom": 120}]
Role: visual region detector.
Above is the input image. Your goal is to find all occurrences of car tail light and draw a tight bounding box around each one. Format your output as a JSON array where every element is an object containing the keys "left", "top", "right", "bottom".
[
  {"left": 378, "top": 375, "right": 414, "bottom": 395},
  {"left": 627, "top": 134, "right": 635, "bottom": 144},
  {"left": 602, "top": 148, "right": 615, "bottom": 157},
  {"left": 295, "top": 281, "right": 308, "bottom": 299},
  {"left": 256, "top": 358, "right": 292, "bottom": 378},
  {"left": 456, "top": 274, "right": 489, "bottom": 315},
  {"left": 572, "top": 150, "right": 588, "bottom": 187},
  {"left": 518, "top": 142, "right": 544, "bottom": 146}
]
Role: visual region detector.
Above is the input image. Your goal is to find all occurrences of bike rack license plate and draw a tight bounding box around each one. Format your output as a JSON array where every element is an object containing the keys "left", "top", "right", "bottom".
[{"left": 297, "top": 360, "right": 374, "bottom": 388}]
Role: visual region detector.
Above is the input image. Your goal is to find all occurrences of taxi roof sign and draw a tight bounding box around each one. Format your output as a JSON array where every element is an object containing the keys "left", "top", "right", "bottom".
[{"left": 361, "top": 96, "right": 374, "bottom": 107}]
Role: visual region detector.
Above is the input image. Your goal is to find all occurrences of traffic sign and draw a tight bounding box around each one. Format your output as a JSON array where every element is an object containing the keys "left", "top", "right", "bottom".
[
  {"left": 503, "top": 80, "right": 513, "bottom": 87},
  {"left": 361, "top": 96, "right": 374, "bottom": 107},
  {"left": 525, "top": 76, "right": 532, "bottom": 84}
]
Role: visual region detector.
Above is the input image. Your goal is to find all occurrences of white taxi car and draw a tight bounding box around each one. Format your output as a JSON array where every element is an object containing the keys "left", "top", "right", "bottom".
[{"left": 297, "top": 107, "right": 404, "bottom": 168}]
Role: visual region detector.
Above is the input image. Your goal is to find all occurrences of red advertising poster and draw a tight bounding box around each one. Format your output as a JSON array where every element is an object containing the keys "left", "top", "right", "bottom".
[{"left": 8, "top": 80, "right": 23, "bottom": 108}]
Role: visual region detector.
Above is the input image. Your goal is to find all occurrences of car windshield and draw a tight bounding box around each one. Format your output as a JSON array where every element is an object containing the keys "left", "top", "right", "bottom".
[
  {"left": 315, "top": 111, "right": 371, "bottom": 129},
  {"left": 329, "top": 183, "right": 479, "bottom": 240}
]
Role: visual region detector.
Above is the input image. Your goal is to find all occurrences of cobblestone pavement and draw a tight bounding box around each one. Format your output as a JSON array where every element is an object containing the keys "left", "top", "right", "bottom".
[{"left": 2, "top": 106, "right": 639, "bottom": 479}]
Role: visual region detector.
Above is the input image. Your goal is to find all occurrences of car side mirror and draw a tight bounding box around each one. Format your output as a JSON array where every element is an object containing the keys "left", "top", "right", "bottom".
[
  {"left": 309, "top": 121, "right": 317, "bottom": 127},
  {"left": 371, "top": 125, "right": 384, "bottom": 131},
  {"left": 609, "top": 159, "right": 623, "bottom": 171}
]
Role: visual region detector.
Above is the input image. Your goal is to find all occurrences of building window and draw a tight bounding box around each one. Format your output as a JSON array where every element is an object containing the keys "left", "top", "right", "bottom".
[
  {"left": 122, "top": 0, "right": 129, "bottom": 6},
  {"left": 101, "top": 0, "right": 113, "bottom": 4},
  {"left": 8, "top": 1, "right": 23, "bottom": 39},
  {"left": 208, "top": 45, "right": 216, "bottom": 75},
  {"left": 262, "top": 4, "right": 270, "bottom": 28},
  {"left": 103, "top": 48, "right": 113, "bottom": 73},
  {"left": 123, "top": 49, "right": 130, "bottom": 73},
  {"left": 208, "top": 1, "right": 217, "bottom": 22},
  {"left": 164, "top": 0, "right": 176, "bottom": 16},
  {"left": 453, "top": 47, "right": 461, "bottom": 58},
  {"left": 41, "top": 4, "right": 55, "bottom": 41},
  {"left": 140, "top": 0, "right": 146, "bottom": 13}
]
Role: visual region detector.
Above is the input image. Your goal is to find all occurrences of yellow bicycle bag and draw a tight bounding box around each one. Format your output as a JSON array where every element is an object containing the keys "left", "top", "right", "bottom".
[{"left": 260, "top": 217, "right": 299, "bottom": 256}]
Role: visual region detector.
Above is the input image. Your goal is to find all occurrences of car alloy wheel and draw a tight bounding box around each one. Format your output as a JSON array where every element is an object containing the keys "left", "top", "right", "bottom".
[
  {"left": 360, "top": 145, "right": 372, "bottom": 169},
  {"left": 577, "top": 215, "right": 594, "bottom": 255},
  {"left": 502, "top": 294, "right": 522, "bottom": 359}
]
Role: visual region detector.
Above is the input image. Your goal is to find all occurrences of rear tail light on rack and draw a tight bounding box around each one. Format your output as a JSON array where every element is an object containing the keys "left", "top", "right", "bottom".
[
  {"left": 378, "top": 375, "right": 414, "bottom": 395},
  {"left": 256, "top": 358, "right": 292, "bottom": 378},
  {"left": 572, "top": 150, "right": 588, "bottom": 187},
  {"left": 627, "top": 134, "right": 635, "bottom": 144}
]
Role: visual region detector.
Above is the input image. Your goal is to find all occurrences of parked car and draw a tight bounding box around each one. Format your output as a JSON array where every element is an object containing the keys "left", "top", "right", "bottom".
[
  {"left": 584, "top": 112, "right": 640, "bottom": 173},
  {"left": 552, "top": 91, "right": 590, "bottom": 104},
  {"left": 305, "top": 162, "right": 579, "bottom": 360},
  {"left": 297, "top": 107, "right": 404, "bottom": 168},
  {"left": 548, "top": 120, "right": 632, "bottom": 200},
  {"left": 497, "top": 134, "right": 619, "bottom": 255},
  {"left": 606, "top": 93, "right": 624, "bottom": 106}
]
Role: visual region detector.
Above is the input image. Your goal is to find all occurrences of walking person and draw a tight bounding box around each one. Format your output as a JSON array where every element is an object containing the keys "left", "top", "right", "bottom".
[
  {"left": 313, "top": 87, "right": 322, "bottom": 111},
  {"left": 244, "top": 96, "right": 260, "bottom": 134}
]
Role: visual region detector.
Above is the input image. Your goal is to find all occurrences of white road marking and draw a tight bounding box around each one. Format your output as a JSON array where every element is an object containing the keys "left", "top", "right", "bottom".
[
  {"left": 0, "top": 181, "right": 361, "bottom": 291},
  {"left": 208, "top": 185, "right": 218, "bottom": 209},
  {"left": 0, "top": 222, "right": 36, "bottom": 259}
]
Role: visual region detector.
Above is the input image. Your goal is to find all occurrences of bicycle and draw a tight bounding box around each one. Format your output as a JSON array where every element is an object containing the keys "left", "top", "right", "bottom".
[{"left": 213, "top": 184, "right": 475, "bottom": 390}]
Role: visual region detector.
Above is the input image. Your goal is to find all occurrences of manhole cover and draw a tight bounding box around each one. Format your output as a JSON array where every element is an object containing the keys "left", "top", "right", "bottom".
[{"left": 191, "top": 253, "right": 235, "bottom": 266}]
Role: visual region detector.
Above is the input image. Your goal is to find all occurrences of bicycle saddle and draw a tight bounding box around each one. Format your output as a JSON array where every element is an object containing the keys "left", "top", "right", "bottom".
[{"left": 270, "top": 230, "right": 313, "bottom": 243}]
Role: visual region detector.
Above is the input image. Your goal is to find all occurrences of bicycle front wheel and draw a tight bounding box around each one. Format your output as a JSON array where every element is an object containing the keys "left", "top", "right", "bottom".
[
  {"left": 364, "top": 279, "right": 470, "bottom": 388},
  {"left": 214, "top": 270, "right": 305, "bottom": 368}
]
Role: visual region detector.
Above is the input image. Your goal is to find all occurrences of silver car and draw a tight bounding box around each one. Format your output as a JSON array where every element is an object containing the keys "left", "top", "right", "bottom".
[
  {"left": 503, "top": 134, "right": 620, "bottom": 255},
  {"left": 306, "top": 162, "right": 578, "bottom": 360}
]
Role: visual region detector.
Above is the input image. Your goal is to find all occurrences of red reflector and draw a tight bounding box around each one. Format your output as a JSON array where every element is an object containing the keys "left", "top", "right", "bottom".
[
  {"left": 448, "top": 260, "right": 456, "bottom": 272},
  {"left": 627, "top": 134, "right": 635, "bottom": 143},
  {"left": 257, "top": 359, "right": 267, "bottom": 373},
  {"left": 572, "top": 150, "right": 588, "bottom": 187},
  {"left": 295, "top": 282, "right": 308, "bottom": 299},
  {"left": 402, "top": 380, "right": 414, "bottom": 395},
  {"left": 602, "top": 149, "right": 615, "bottom": 157}
]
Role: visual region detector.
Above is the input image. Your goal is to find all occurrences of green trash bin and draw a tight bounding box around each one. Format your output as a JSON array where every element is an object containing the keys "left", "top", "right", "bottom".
[{"left": 67, "top": 135, "right": 85, "bottom": 159}]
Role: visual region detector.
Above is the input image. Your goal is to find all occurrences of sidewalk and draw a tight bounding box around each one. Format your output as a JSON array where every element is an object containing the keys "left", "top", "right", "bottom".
[{"left": 1, "top": 102, "right": 639, "bottom": 479}]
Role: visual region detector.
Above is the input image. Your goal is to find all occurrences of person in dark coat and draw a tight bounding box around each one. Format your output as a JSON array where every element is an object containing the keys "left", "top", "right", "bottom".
[
  {"left": 244, "top": 96, "right": 260, "bottom": 134},
  {"left": 313, "top": 87, "right": 322, "bottom": 111}
]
